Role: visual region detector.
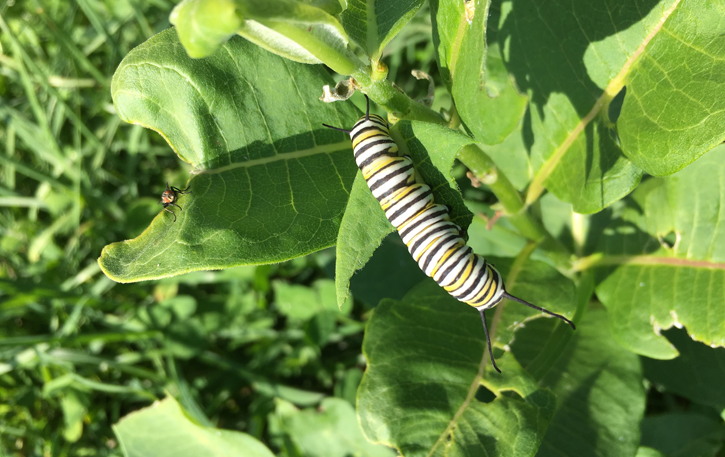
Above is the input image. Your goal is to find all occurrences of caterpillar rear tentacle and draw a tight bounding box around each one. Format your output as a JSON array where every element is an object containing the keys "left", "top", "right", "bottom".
[{"left": 324, "top": 96, "right": 575, "bottom": 373}]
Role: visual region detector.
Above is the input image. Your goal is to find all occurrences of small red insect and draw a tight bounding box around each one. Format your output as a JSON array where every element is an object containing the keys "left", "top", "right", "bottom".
[{"left": 160, "top": 182, "right": 192, "bottom": 222}]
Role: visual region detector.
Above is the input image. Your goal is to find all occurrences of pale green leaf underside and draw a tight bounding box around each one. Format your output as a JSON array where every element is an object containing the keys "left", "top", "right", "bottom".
[
  {"left": 334, "top": 121, "right": 479, "bottom": 307},
  {"left": 113, "top": 397, "right": 274, "bottom": 457},
  {"left": 596, "top": 144, "right": 725, "bottom": 359},
  {"left": 341, "top": 0, "right": 424, "bottom": 60},
  {"left": 100, "top": 30, "right": 359, "bottom": 282},
  {"left": 513, "top": 310, "right": 646, "bottom": 457},
  {"left": 281, "top": 398, "right": 396, "bottom": 457},
  {"left": 171, "top": 0, "right": 350, "bottom": 69},
  {"left": 357, "top": 282, "right": 555, "bottom": 457},
  {"left": 431, "top": 0, "right": 528, "bottom": 145}
]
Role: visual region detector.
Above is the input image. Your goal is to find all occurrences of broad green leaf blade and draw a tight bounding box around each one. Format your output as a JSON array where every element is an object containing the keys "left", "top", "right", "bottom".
[
  {"left": 642, "top": 328, "right": 725, "bottom": 411},
  {"left": 512, "top": 310, "right": 646, "bottom": 457},
  {"left": 171, "top": 0, "right": 356, "bottom": 74},
  {"left": 100, "top": 29, "right": 359, "bottom": 282},
  {"left": 640, "top": 413, "right": 725, "bottom": 457},
  {"left": 334, "top": 121, "right": 477, "bottom": 307},
  {"left": 113, "top": 397, "right": 274, "bottom": 457},
  {"left": 617, "top": 0, "right": 725, "bottom": 176},
  {"left": 431, "top": 0, "right": 527, "bottom": 145},
  {"left": 497, "top": 0, "right": 694, "bottom": 213},
  {"left": 280, "top": 398, "right": 396, "bottom": 457},
  {"left": 340, "top": 0, "right": 424, "bottom": 61},
  {"left": 357, "top": 282, "right": 556, "bottom": 457},
  {"left": 596, "top": 144, "right": 725, "bottom": 358}
]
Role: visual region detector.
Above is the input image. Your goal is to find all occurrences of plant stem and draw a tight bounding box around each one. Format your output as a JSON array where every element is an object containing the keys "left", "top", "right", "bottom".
[
  {"left": 457, "top": 143, "right": 572, "bottom": 269},
  {"left": 351, "top": 69, "right": 446, "bottom": 125}
]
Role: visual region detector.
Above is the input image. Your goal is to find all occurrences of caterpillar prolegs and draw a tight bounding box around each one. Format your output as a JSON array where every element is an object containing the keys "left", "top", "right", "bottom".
[{"left": 324, "top": 97, "right": 575, "bottom": 372}]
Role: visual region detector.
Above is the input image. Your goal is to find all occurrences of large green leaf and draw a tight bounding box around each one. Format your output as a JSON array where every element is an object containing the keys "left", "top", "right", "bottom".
[
  {"left": 431, "top": 0, "right": 527, "bottom": 145},
  {"left": 357, "top": 282, "right": 557, "bottom": 457},
  {"left": 170, "top": 0, "right": 356, "bottom": 74},
  {"left": 334, "top": 121, "right": 478, "bottom": 307},
  {"left": 113, "top": 397, "right": 274, "bottom": 457},
  {"left": 512, "top": 309, "right": 646, "bottom": 457},
  {"left": 595, "top": 144, "right": 725, "bottom": 359},
  {"left": 642, "top": 328, "right": 725, "bottom": 411},
  {"left": 340, "top": 0, "right": 424, "bottom": 61},
  {"left": 494, "top": 0, "right": 725, "bottom": 213},
  {"left": 279, "top": 397, "right": 396, "bottom": 457},
  {"left": 617, "top": 0, "right": 725, "bottom": 176},
  {"left": 99, "top": 29, "right": 359, "bottom": 282}
]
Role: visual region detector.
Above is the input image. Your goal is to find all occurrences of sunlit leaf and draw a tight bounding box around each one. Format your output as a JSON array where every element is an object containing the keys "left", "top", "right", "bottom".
[
  {"left": 99, "top": 29, "right": 359, "bottom": 282},
  {"left": 280, "top": 398, "right": 396, "bottom": 457},
  {"left": 617, "top": 1, "right": 725, "bottom": 176},
  {"left": 431, "top": 0, "right": 527, "bottom": 145},
  {"left": 493, "top": 0, "right": 725, "bottom": 213},
  {"left": 596, "top": 144, "right": 725, "bottom": 358},
  {"left": 114, "top": 397, "right": 274, "bottom": 457}
]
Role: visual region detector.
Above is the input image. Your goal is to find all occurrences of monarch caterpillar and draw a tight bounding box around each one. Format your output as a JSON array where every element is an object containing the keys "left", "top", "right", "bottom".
[{"left": 324, "top": 97, "right": 575, "bottom": 372}]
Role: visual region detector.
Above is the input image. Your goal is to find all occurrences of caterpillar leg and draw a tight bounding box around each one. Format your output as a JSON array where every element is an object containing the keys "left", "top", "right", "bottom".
[{"left": 478, "top": 307, "right": 501, "bottom": 373}]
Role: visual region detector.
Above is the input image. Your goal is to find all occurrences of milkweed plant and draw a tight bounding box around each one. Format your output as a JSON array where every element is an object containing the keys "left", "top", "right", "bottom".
[{"left": 2, "top": 0, "right": 724, "bottom": 455}]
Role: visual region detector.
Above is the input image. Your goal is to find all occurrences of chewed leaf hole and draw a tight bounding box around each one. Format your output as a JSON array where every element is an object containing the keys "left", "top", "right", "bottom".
[
  {"left": 658, "top": 231, "right": 678, "bottom": 249},
  {"left": 475, "top": 384, "right": 496, "bottom": 403}
]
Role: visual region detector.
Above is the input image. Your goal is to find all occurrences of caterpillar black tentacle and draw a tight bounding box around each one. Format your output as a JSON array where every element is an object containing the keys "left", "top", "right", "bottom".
[{"left": 325, "top": 96, "right": 575, "bottom": 373}]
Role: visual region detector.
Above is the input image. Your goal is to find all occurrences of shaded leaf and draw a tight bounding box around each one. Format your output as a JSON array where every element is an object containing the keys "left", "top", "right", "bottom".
[
  {"left": 617, "top": 0, "right": 725, "bottom": 176},
  {"left": 357, "top": 282, "right": 557, "bottom": 457},
  {"left": 642, "top": 327, "right": 725, "bottom": 411},
  {"left": 512, "top": 309, "right": 646, "bottom": 457},
  {"left": 596, "top": 144, "right": 725, "bottom": 358},
  {"left": 281, "top": 398, "right": 396, "bottom": 457},
  {"left": 431, "top": 0, "right": 527, "bottom": 145},
  {"left": 349, "top": 234, "right": 428, "bottom": 307},
  {"left": 100, "top": 30, "right": 359, "bottom": 282},
  {"left": 340, "top": 0, "right": 424, "bottom": 61},
  {"left": 640, "top": 413, "right": 725, "bottom": 457},
  {"left": 114, "top": 397, "right": 274, "bottom": 457}
]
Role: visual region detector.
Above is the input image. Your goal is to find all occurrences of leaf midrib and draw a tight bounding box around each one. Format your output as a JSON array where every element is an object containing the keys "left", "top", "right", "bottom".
[
  {"left": 524, "top": 0, "right": 682, "bottom": 206},
  {"left": 576, "top": 254, "right": 725, "bottom": 272},
  {"left": 192, "top": 141, "right": 351, "bottom": 175}
]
